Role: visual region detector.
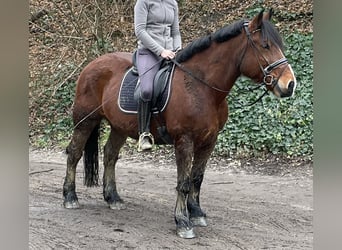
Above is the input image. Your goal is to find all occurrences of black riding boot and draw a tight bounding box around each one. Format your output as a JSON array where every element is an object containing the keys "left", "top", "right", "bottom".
[{"left": 138, "top": 99, "right": 154, "bottom": 151}]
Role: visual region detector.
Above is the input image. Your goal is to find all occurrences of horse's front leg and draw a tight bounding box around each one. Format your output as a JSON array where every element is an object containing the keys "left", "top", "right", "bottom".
[
  {"left": 188, "top": 139, "right": 216, "bottom": 227},
  {"left": 174, "top": 135, "right": 195, "bottom": 238}
]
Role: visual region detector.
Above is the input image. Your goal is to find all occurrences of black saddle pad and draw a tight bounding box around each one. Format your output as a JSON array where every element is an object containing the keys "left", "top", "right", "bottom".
[{"left": 118, "top": 65, "right": 174, "bottom": 114}]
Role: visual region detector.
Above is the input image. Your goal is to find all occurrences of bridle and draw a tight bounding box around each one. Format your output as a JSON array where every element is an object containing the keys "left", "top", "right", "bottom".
[
  {"left": 241, "top": 21, "right": 288, "bottom": 90},
  {"left": 226, "top": 21, "right": 290, "bottom": 106}
]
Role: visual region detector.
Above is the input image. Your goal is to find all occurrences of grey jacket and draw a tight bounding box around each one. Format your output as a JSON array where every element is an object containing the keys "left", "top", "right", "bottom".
[{"left": 134, "top": 0, "right": 182, "bottom": 56}]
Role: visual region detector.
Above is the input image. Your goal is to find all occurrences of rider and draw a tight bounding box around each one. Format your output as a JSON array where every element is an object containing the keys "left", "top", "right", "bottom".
[{"left": 134, "top": 0, "right": 182, "bottom": 151}]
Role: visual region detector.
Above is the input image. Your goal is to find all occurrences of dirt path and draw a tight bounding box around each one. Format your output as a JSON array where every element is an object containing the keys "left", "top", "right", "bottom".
[{"left": 29, "top": 149, "right": 313, "bottom": 249}]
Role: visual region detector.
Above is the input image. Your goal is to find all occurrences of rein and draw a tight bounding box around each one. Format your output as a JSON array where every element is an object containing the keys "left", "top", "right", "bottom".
[
  {"left": 170, "top": 58, "right": 231, "bottom": 93},
  {"left": 171, "top": 55, "right": 269, "bottom": 107},
  {"left": 171, "top": 22, "right": 289, "bottom": 107}
]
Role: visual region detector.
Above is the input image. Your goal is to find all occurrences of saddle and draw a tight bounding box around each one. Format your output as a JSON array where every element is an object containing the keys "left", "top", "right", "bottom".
[{"left": 118, "top": 56, "right": 175, "bottom": 114}]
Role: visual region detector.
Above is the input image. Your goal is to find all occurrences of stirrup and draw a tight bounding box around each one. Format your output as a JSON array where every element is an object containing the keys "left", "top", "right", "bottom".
[{"left": 138, "top": 132, "right": 154, "bottom": 151}]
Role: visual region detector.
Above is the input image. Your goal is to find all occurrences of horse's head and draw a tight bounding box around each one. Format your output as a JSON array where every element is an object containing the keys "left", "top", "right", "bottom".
[{"left": 239, "top": 9, "right": 297, "bottom": 98}]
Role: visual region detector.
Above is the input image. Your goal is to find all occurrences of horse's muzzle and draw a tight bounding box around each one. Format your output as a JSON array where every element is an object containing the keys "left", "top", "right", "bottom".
[{"left": 278, "top": 80, "right": 296, "bottom": 98}]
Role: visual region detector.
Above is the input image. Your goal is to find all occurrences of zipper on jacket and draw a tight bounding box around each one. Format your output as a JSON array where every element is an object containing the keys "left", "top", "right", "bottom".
[{"left": 161, "top": 0, "right": 167, "bottom": 48}]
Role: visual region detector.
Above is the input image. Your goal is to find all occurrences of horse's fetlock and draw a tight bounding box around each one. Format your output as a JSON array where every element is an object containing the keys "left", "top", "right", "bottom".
[
  {"left": 63, "top": 181, "right": 75, "bottom": 192},
  {"left": 175, "top": 214, "right": 193, "bottom": 229},
  {"left": 103, "top": 181, "right": 121, "bottom": 203},
  {"left": 188, "top": 201, "right": 206, "bottom": 218}
]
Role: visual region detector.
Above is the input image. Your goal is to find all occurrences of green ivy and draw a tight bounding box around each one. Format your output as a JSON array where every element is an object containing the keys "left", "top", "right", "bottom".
[
  {"left": 215, "top": 32, "right": 313, "bottom": 158},
  {"left": 29, "top": 78, "right": 75, "bottom": 148}
]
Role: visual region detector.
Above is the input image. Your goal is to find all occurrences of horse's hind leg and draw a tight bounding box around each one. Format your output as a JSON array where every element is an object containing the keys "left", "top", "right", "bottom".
[
  {"left": 174, "top": 135, "right": 196, "bottom": 239},
  {"left": 103, "top": 127, "right": 127, "bottom": 210},
  {"left": 63, "top": 121, "right": 99, "bottom": 208},
  {"left": 188, "top": 140, "right": 216, "bottom": 227}
]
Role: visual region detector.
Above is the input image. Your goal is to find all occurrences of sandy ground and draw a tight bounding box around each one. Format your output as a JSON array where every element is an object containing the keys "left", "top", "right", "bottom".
[{"left": 29, "top": 149, "right": 313, "bottom": 249}]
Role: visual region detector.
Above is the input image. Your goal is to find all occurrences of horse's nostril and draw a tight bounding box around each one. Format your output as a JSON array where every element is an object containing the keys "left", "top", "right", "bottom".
[
  {"left": 288, "top": 81, "right": 294, "bottom": 91},
  {"left": 280, "top": 80, "right": 296, "bottom": 97}
]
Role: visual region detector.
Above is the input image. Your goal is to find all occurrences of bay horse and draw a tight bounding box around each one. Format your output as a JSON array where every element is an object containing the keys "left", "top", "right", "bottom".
[{"left": 63, "top": 9, "right": 297, "bottom": 238}]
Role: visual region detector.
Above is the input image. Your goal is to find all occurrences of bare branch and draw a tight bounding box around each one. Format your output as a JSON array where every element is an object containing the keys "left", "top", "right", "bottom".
[
  {"left": 29, "top": 169, "right": 54, "bottom": 175},
  {"left": 52, "top": 58, "right": 87, "bottom": 96}
]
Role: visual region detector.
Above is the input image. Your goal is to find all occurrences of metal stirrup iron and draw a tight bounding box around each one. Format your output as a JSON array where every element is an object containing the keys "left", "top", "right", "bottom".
[{"left": 138, "top": 132, "right": 154, "bottom": 151}]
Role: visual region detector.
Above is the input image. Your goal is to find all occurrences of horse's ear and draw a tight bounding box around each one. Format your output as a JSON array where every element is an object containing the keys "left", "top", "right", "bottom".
[
  {"left": 263, "top": 8, "right": 273, "bottom": 21},
  {"left": 249, "top": 9, "right": 264, "bottom": 30}
]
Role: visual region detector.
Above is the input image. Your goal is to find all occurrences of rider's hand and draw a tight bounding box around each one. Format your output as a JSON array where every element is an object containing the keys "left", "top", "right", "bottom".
[{"left": 160, "top": 49, "right": 176, "bottom": 60}]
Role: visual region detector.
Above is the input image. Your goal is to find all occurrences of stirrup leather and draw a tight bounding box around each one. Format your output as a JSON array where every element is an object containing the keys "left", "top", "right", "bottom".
[{"left": 138, "top": 132, "right": 154, "bottom": 151}]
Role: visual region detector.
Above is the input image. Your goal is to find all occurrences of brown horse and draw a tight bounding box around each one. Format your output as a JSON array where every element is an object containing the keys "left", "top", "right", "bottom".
[{"left": 63, "top": 9, "right": 297, "bottom": 238}]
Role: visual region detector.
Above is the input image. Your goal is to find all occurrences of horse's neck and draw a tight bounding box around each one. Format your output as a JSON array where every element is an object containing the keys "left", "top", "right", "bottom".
[{"left": 186, "top": 37, "right": 244, "bottom": 101}]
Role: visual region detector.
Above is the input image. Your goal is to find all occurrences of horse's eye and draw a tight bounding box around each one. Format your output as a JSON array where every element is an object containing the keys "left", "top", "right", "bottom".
[{"left": 262, "top": 43, "right": 270, "bottom": 49}]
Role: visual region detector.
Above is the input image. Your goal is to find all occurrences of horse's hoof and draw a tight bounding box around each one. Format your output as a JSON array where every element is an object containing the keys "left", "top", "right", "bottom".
[
  {"left": 191, "top": 217, "right": 207, "bottom": 227},
  {"left": 109, "top": 202, "right": 126, "bottom": 210},
  {"left": 64, "top": 200, "right": 80, "bottom": 209},
  {"left": 176, "top": 227, "right": 196, "bottom": 239}
]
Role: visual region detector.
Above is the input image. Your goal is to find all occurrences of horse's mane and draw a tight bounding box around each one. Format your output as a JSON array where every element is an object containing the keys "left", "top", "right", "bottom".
[
  {"left": 176, "top": 19, "right": 284, "bottom": 63},
  {"left": 176, "top": 20, "right": 245, "bottom": 63}
]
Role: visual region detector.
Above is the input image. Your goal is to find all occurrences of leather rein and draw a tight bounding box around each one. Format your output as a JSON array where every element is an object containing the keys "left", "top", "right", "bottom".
[{"left": 170, "top": 21, "right": 289, "bottom": 106}]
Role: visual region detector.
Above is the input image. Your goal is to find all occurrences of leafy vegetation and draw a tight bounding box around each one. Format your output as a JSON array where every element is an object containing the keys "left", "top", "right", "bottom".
[
  {"left": 29, "top": 0, "right": 313, "bottom": 160},
  {"left": 216, "top": 32, "right": 313, "bottom": 159}
]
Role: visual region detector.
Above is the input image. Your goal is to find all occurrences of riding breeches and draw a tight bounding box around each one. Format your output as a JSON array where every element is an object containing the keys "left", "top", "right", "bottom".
[{"left": 136, "top": 49, "right": 162, "bottom": 101}]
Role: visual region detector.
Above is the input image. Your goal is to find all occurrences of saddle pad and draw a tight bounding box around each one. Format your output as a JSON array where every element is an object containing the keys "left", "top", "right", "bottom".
[{"left": 118, "top": 66, "right": 174, "bottom": 114}]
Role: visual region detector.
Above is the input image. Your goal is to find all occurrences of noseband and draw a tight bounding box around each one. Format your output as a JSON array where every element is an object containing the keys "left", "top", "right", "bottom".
[{"left": 242, "top": 22, "right": 288, "bottom": 89}]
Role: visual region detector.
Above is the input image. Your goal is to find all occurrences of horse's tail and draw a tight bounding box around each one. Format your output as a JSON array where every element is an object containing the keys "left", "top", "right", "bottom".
[{"left": 83, "top": 124, "right": 100, "bottom": 187}]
